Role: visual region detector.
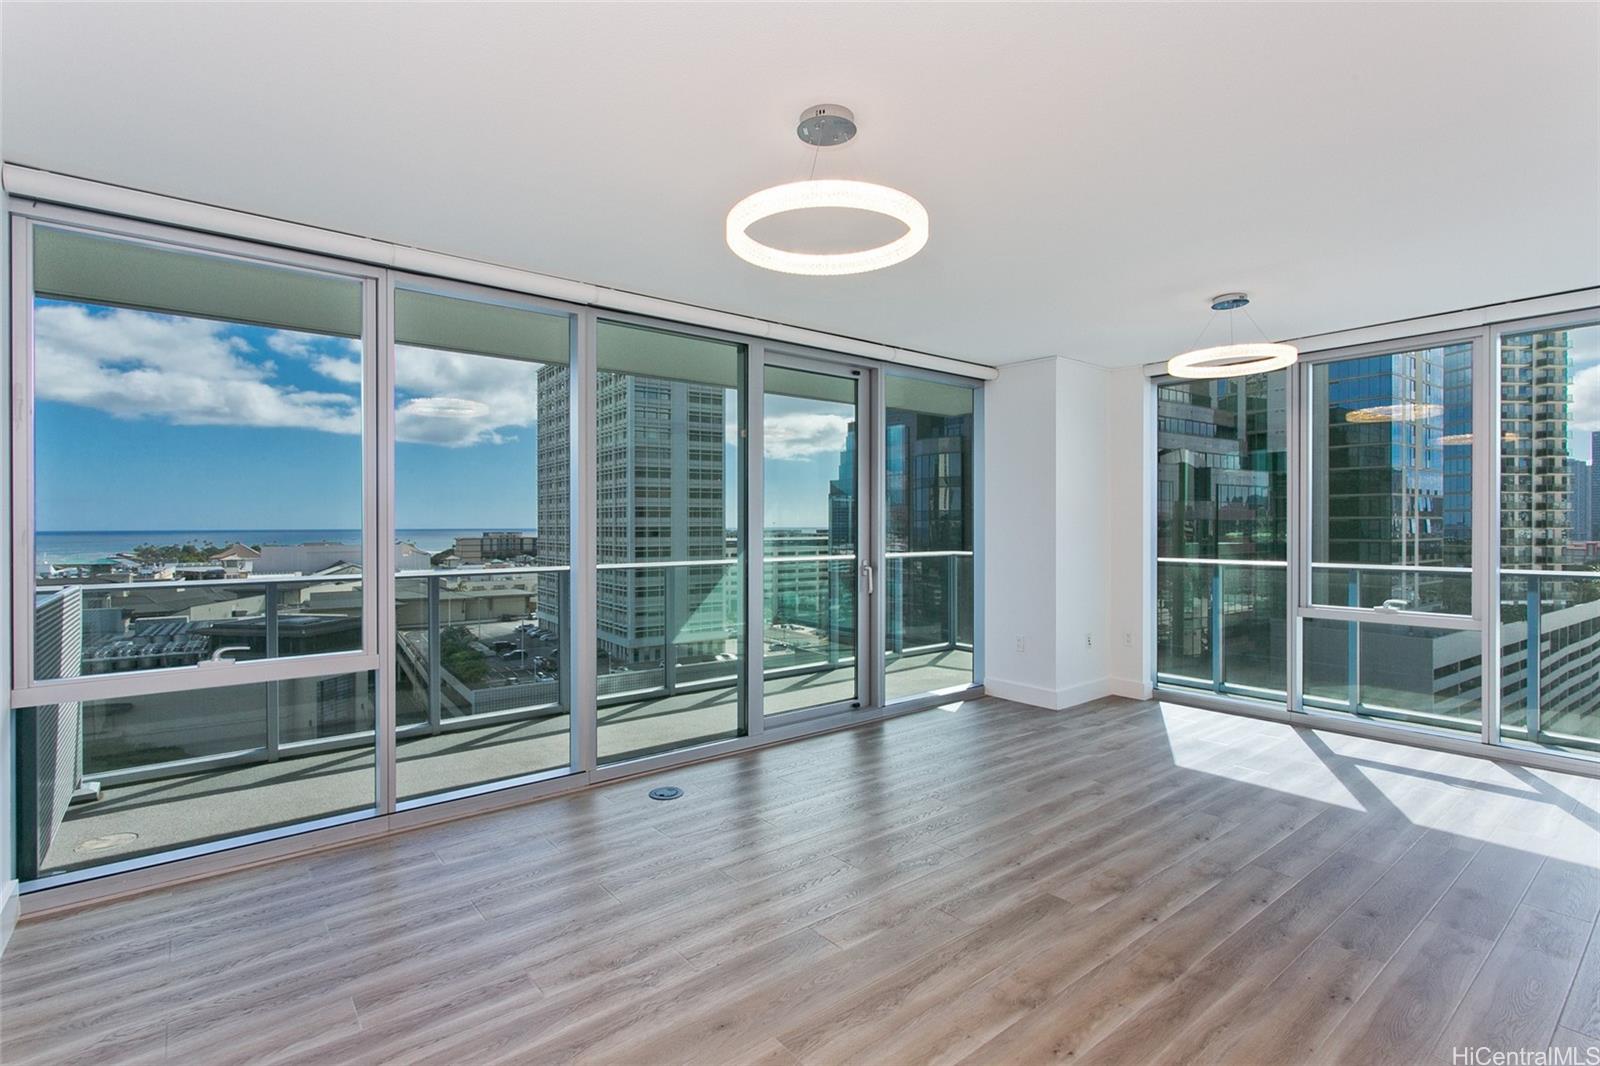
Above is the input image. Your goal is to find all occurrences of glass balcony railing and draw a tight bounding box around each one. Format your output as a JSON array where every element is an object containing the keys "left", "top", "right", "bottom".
[
  {"left": 1156, "top": 558, "right": 1288, "bottom": 698},
  {"left": 33, "top": 575, "right": 363, "bottom": 681},
  {"left": 15, "top": 668, "right": 377, "bottom": 881},
  {"left": 885, "top": 550, "right": 975, "bottom": 701},
  {"left": 1500, "top": 570, "right": 1600, "bottom": 754},
  {"left": 1309, "top": 560, "right": 1475, "bottom": 616},
  {"left": 22, "top": 550, "right": 981, "bottom": 876}
]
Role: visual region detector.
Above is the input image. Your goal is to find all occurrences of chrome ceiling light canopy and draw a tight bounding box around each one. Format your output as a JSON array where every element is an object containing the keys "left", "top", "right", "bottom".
[
  {"left": 1167, "top": 293, "right": 1299, "bottom": 379},
  {"left": 726, "top": 105, "right": 929, "bottom": 276}
]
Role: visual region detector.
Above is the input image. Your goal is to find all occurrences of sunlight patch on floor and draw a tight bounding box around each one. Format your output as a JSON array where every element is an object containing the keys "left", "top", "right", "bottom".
[{"left": 1156, "top": 701, "right": 1365, "bottom": 811}]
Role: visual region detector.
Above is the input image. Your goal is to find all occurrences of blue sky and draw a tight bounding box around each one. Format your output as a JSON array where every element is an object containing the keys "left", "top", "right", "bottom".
[{"left": 35, "top": 299, "right": 848, "bottom": 532}]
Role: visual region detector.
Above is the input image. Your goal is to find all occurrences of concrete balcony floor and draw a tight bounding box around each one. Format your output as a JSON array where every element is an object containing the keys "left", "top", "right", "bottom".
[{"left": 40, "top": 649, "right": 974, "bottom": 875}]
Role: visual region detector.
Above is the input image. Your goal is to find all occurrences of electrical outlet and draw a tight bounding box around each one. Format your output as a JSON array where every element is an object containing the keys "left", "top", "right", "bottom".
[
  {"left": 1122, "top": 631, "right": 1133, "bottom": 647},
  {"left": 1016, "top": 636, "right": 1026, "bottom": 653},
  {"left": 1085, "top": 633, "right": 1093, "bottom": 649}
]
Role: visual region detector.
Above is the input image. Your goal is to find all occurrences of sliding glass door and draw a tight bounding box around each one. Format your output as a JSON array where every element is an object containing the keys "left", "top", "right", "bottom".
[{"left": 761, "top": 357, "right": 867, "bottom": 719}]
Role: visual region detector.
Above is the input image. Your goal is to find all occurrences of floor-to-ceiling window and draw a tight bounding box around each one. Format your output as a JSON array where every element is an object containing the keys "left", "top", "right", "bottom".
[
  {"left": 390, "top": 282, "right": 576, "bottom": 801},
  {"left": 1152, "top": 308, "right": 1600, "bottom": 765},
  {"left": 1498, "top": 320, "right": 1600, "bottom": 755},
  {"left": 8, "top": 208, "right": 986, "bottom": 894},
  {"left": 884, "top": 374, "right": 977, "bottom": 701},
  {"left": 1301, "top": 341, "right": 1482, "bottom": 736},
  {"left": 15, "top": 222, "right": 380, "bottom": 883},
  {"left": 592, "top": 321, "right": 747, "bottom": 763},
  {"left": 1155, "top": 372, "right": 1288, "bottom": 698}
]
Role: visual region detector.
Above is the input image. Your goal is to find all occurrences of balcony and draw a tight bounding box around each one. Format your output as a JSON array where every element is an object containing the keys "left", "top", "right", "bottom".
[
  {"left": 1156, "top": 558, "right": 1600, "bottom": 753},
  {"left": 20, "top": 553, "right": 974, "bottom": 877},
  {"left": 1500, "top": 569, "right": 1600, "bottom": 752}
]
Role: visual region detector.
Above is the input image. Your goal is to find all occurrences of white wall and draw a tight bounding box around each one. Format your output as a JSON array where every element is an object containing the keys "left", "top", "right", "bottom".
[
  {"left": 981, "top": 358, "right": 1060, "bottom": 705},
  {"left": 1103, "top": 366, "right": 1155, "bottom": 698},
  {"left": 983, "top": 356, "right": 1135, "bottom": 710}
]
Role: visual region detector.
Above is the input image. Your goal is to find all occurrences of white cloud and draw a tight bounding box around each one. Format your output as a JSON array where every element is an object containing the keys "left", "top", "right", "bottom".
[
  {"left": 35, "top": 304, "right": 360, "bottom": 435},
  {"left": 764, "top": 412, "right": 850, "bottom": 460},
  {"left": 394, "top": 344, "right": 543, "bottom": 448},
  {"left": 269, "top": 331, "right": 360, "bottom": 361},
  {"left": 31, "top": 306, "right": 554, "bottom": 450},
  {"left": 1572, "top": 361, "right": 1600, "bottom": 433},
  {"left": 312, "top": 356, "right": 363, "bottom": 385}
]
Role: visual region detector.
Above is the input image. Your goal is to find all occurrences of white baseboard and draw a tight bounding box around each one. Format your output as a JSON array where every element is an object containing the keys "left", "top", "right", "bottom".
[
  {"left": 1107, "top": 676, "right": 1154, "bottom": 700},
  {"left": 981, "top": 677, "right": 1068, "bottom": 708},
  {"left": 983, "top": 676, "right": 1126, "bottom": 710},
  {"left": 0, "top": 878, "right": 18, "bottom": 956}
]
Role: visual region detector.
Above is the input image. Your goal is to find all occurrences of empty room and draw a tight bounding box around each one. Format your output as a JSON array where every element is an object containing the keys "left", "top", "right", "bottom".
[{"left": 0, "top": 3, "right": 1597, "bottom": 1064}]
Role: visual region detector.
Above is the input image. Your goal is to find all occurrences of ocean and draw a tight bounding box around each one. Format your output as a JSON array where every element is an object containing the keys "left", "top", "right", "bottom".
[{"left": 36, "top": 529, "right": 529, "bottom": 563}]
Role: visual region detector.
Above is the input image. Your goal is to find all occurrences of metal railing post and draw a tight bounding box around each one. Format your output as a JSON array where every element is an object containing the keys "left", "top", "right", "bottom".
[
  {"left": 892, "top": 558, "right": 905, "bottom": 656},
  {"left": 265, "top": 581, "right": 280, "bottom": 760},
  {"left": 663, "top": 569, "right": 677, "bottom": 695},
  {"left": 945, "top": 554, "right": 959, "bottom": 650},
  {"left": 427, "top": 575, "right": 442, "bottom": 734},
  {"left": 827, "top": 562, "right": 841, "bottom": 668},
  {"left": 1210, "top": 564, "right": 1224, "bottom": 692},
  {"left": 1525, "top": 575, "right": 1542, "bottom": 740},
  {"left": 1347, "top": 569, "right": 1361, "bottom": 713}
]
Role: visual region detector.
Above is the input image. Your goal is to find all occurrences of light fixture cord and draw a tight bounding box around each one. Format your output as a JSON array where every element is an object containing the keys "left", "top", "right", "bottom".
[
  {"left": 808, "top": 143, "right": 820, "bottom": 181},
  {"left": 1241, "top": 306, "right": 1273, "bottom": 343},
  {"left": 1190, "top": 310, "right": 1219, "bottom": 350}
]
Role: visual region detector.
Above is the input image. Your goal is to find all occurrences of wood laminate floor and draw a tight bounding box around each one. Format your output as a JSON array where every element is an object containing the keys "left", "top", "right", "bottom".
[{"left": 3, "top": 695, "right": 1599, "bottom": 1065}]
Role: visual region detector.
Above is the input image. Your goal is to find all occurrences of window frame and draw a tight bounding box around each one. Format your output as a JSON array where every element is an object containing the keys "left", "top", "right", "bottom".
[
  {"left": 10, "top": 205, "right": 387, "bottom": 710},
  {"left": 385, "top": 270, "right": 585, "bottom": 808},
  {"left": 1151, "top": 303, "right": 1600, "bottom": 765},
  {"left": 1485, "top": 310, "right": 1600, "bottom": 753},
  {"left": 5, "top": 201, "right": 989, "bottom": 903}
]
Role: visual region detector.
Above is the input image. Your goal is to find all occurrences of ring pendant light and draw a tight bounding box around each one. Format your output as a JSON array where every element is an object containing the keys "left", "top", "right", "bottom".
[
  {"left": 1167, "top": 293, "right": 1299, "bottom": 379},
  {"left": 726, "top": 105, "right": 929, "bottom": 276}
]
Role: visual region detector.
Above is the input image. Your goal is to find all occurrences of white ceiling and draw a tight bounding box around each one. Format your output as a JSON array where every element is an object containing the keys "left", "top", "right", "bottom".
[{"left": 3, "top": 2, "right": 1597, "bottom": 369}]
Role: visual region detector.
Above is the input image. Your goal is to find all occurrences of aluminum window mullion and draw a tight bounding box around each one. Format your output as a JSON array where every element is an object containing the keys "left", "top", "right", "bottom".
[
  {"left": 371, "top": 273, "right": 397, "bottom": 815},
  {"left": 744, "top": 346, "right": 765, "bottom": 737},
  {"left": 572, "top": 309, "right": 598, "bottom": 775},
  {"left": 1287, "top": 360, "right": 1307, "bottom": 712},
  {"left": 865, "top": 365, "right": 885, "bottom": 709},
  {"left": 1476, "top": 331, "right": 1500, "bottom": 746},
  {"left": 9, "top": 651, "right": 383, "bottom": 708},
  {"left": 972, "top": 384, "right": 986, "bottom": 687},
  {"left": 10, "top": 219, "right": 35, "bottom": 693}
]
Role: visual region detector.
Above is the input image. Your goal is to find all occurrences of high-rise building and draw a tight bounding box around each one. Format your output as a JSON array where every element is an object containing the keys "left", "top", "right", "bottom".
[
  {"left": 884, "top": 407, "right": 974, "bottom": 652},
  {"left": 1158, "top": 376, "right": 1284, "bottom": 559},
  {"left": 1500, "top": 330, "right": 1573, "bottom": 568},
  {"left": 536, "top": 365, "right": 730, "bottom": 667},
  {"left": 828, "top": 420, "right": 858, "bottom": 551},
  {"left": 1570, "top": 458, "right": 1592, "bottom": 545},
  {"left": 535, "top": 367, "right": 571, "bottom": 637},
  {"left": 885, "top": 409, "right": 974, "bottom": 552},
  {"left": 1591, "top": 430, "right": 1600, "bottom": 540},
  {"left": 1314, "top": 348, "right": 1457, "bottom": 572},
  {"left": 453, "top": 532, "right": 537, "bottom": 564}
]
